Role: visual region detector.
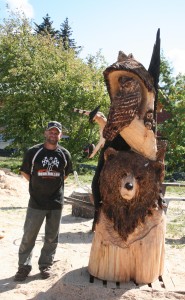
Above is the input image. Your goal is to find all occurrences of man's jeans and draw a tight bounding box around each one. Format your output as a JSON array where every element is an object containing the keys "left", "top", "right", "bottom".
[{"left": 18, "top": 207, "right": 62, "bottom": 270}]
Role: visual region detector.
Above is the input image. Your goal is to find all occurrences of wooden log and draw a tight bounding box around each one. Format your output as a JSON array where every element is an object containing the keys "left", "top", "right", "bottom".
[
  {"left": 88, "top": 209, "right": 166, "bottom": 284},
  {"left": 64, "top": 196, "right": 93, "bottom": 207},
  {"left": 70, "top": 191, "right": 94, "bottom": 219}
]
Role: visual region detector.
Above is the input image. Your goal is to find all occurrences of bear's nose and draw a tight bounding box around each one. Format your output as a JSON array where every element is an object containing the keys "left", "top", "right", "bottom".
[{"left": 125, "top": 182, "right": 133, "bottom": 190}]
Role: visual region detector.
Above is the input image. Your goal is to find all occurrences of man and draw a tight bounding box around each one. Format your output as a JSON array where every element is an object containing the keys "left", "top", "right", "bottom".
[{"left": 14, "top": 121, "right": 73, "bottom": 281}]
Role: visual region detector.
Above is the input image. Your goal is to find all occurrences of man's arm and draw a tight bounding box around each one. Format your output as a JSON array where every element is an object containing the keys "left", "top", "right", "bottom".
[{"left": 21, "top": 171, "right": 30, "bottom": 181}]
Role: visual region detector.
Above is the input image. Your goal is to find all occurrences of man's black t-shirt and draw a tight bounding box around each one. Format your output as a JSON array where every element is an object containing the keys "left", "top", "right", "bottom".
[{"left": 20, "top": 144, "right": 72, "bottom": 210}]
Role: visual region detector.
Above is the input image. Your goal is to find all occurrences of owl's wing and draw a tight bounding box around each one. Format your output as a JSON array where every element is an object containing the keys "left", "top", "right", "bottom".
[{"left": 103, "top": 84, "right": 142, "bottom": 141}]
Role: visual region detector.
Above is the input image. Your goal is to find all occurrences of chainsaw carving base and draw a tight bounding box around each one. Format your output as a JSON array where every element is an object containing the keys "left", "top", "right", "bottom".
[{"left": 88, "top": 210, "right": 165, "bottom": 283}]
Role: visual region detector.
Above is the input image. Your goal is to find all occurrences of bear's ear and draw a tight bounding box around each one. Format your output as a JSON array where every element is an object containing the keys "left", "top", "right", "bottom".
[{"left": 104, "top": 147, "right": 118, "bottom": 161}]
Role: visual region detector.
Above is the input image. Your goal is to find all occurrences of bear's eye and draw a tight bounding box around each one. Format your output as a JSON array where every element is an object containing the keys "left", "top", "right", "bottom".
[
  {"left": 136, "top": 176, "right": 143, "bottom": 180},
  {"left": 122, "top": 172, "right": 127, "bottom": 177}
]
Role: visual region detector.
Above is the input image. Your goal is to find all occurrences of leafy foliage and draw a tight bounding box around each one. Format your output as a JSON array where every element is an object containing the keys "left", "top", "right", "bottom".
[
  {"left": 0, "top": 12, "right": 109, "bottom": 166},
  {"left": 158, "top": 55, "right": 185, "bottom": 175}
]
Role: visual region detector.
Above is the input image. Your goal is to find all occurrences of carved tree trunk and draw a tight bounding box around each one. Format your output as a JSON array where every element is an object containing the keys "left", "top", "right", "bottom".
[{"left": 88, "top": 30, "right": 166, "bottom": 284}]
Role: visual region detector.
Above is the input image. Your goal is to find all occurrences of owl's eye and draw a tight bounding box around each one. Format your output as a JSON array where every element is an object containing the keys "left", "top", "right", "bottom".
[{"left": 124, "top": 82, "right": 130, "bottom": 87}]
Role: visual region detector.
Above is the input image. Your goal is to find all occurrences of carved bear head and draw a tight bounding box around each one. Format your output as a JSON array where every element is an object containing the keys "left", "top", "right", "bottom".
[{"left": 99, "top": 148, "right": 164, "bottom": 240}]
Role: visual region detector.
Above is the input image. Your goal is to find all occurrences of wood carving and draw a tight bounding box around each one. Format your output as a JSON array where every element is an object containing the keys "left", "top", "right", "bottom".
[
  {"left": 88, "top": 146, "right": 166, "bottom": 283},
  {"left": 88, "top": 29, "right": 168, "bottom": 284},
  {"left": 103, "top": 52, "right": 157, "bottom": 160}
]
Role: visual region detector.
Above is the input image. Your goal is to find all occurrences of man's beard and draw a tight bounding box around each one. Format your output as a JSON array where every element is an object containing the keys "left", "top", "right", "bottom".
[{"left": 47, "top": 138, "right": 58, "bottom": 145}]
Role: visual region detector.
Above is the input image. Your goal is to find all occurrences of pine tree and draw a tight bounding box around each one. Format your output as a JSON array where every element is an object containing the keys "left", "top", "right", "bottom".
[
  {"left": 59, "top": 18, "right": 81, "bottom": 54},
  {"left": 34, "top": 14, "right": 58, "bottom": 38}
]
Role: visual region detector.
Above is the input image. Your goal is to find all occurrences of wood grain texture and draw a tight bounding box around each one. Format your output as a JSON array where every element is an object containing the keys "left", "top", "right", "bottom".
[{"left": 88, "top": 210, "right": 166, "bottom": 284}]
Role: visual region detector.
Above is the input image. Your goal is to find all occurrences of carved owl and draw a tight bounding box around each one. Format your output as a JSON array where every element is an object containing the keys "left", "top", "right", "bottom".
[
  {"left": 103, "top": 75, "right": 142, "bottom": 140},
  {"left": 103, "top": 29, "right": 160, "bottom": 142}
]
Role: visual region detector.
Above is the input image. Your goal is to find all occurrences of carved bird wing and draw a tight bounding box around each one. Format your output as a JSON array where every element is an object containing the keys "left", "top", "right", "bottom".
[{"left": 103, "top": 77, "right": 142, "bottom": 141}]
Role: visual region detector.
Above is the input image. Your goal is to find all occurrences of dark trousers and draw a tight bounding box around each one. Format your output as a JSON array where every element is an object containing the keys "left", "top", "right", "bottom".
[{"left": 18, "top": 207, "right": 62, "bottom": 270}]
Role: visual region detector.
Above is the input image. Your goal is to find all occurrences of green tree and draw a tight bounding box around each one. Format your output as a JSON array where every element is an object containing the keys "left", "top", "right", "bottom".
[
  {"left": 158, "top": 55, "right": 185, "bottom": 176},
  {"left": 0, "top": 13, "right": 108, "bottom": 166},
  {"left": 34, "top": 14, "right": 58, "bottom": 38},
  {"left": 59, "top": 17, "right": 81, "bottom": 54},
  {"left": 34, "top": 16, "right": 82, "bottom": 55}
]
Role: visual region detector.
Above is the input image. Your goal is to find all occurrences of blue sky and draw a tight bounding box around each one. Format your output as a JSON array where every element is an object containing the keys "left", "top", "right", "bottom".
[{"left": 1, "top": 0, "right": 185, "bottom": 75}]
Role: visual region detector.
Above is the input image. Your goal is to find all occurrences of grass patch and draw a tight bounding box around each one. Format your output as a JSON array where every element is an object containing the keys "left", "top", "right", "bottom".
[
  {"left": 166, "top": 204, "right": 185, "bottom": 248},
  {"left": 0, "top": 156, "right": 22, "bottom": 174},
  {"left": 167, "top": 217, "right": 185, "bottom": 236},
  {"left": 165, "top": 185, "right": 185, "bottom": 196}
]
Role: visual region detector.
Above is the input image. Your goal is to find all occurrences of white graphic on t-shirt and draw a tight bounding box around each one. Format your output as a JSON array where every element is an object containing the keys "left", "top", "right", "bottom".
[{"left": 42, "top": 156, "right": 59, "bottom": 171}]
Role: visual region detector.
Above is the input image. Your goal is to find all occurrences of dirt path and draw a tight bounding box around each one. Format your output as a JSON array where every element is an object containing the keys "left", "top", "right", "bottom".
[{"left": 0, "top": 169, "right": 185, "bottom": 300}]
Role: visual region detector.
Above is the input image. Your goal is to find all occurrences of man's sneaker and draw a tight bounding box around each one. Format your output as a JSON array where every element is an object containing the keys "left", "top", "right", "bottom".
[
  {"left": 40, "top": 266, "right": 52, "bottom": 279},
  {"left": 14, "top": 267, "right": 31, "bottom": 281}
]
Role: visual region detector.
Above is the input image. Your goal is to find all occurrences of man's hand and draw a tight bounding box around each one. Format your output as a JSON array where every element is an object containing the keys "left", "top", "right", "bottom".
[{"left": 21, "top": 171, "right": 30, "bottom": 181}]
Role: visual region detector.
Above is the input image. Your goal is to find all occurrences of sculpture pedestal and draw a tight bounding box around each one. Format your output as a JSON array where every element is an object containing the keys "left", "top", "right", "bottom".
[{"left": 88, "top": 209, "right": 166, "bottom": 284}]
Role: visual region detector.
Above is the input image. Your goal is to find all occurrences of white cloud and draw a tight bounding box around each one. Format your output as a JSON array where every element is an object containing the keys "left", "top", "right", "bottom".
[
  {"left": 167, "top": 48, "right": 185, "bottom": 76},
  {"left": 6, "top": 0, "right": 34, "bottom": 18}
]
